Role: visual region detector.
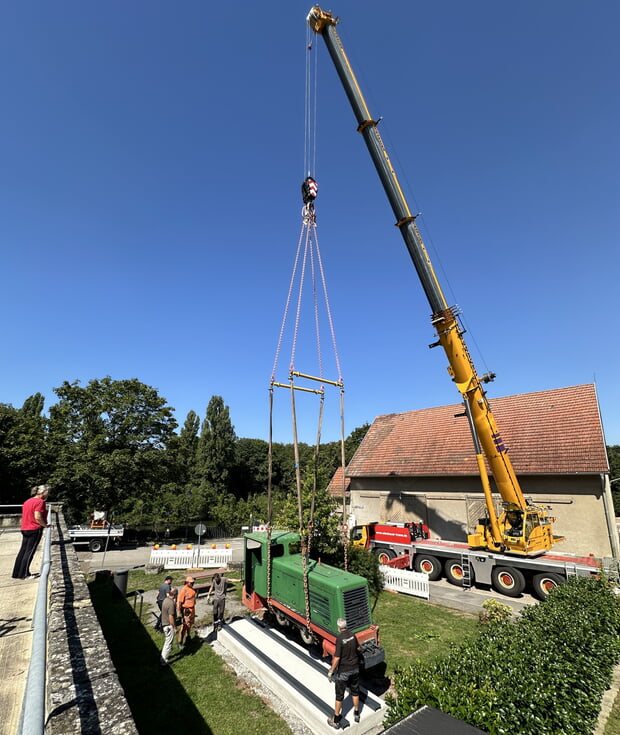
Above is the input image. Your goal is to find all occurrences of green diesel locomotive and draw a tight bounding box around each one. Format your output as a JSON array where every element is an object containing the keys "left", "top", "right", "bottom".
[{"left": 242, "top": 530, "right": 385, "bottom": 668}]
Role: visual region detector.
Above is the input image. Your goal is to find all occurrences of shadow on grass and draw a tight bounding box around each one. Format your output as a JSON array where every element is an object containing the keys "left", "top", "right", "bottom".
[{"left": 89, "top": 575, "right": 212, "bottom": 734}]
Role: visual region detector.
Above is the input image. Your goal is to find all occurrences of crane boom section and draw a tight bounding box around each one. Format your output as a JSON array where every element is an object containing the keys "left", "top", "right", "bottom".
[{"left": 308, "top": 6, "right": 560, "bottom": 554}]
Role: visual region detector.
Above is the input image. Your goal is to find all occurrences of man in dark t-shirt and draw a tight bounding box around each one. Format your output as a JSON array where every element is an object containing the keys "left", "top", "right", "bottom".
[
  {"left": 155, "top": 575, "right": 173, "bottom": 630},
  {"left": 327, "top": 617, "right": 361, "bottom": 728}
]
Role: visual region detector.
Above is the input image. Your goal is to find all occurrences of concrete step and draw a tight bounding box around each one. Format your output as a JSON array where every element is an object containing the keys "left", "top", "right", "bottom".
[{"left": 211, "top": 616, "right": 387, "bottom": 733}]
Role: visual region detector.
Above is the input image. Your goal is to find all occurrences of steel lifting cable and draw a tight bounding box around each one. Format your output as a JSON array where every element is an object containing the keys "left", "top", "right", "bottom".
[
  {"left": 266, "top": 388, "right": 274, "bottom": 608},
  {"left": 266, "top": 29, "right": 348, "bottom": 631}
]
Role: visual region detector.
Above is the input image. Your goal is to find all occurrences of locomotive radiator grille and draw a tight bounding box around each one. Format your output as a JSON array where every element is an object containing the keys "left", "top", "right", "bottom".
[
  {"left": 309, "top": 590, "right": 331, "bottom": 622},
  {"left": 342, "top": 586, "right": 371, "bottom": 629}
]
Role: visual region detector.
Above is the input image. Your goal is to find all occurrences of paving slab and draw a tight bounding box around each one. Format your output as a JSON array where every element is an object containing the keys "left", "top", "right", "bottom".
[
  {"left": 0, "top": 528, "right": 44, "bottom": 735},
  {"left": 212, "top": 616, "right": 387, "bottom": 734}
]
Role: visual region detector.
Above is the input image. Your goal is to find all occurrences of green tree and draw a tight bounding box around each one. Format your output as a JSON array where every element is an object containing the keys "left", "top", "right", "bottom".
[
  {"left": 231, "top": 438, "right": 270, "bottom": 499},
  {"left": 273, "top": 467, "right": 342, "bottom": 556},
  {"left": 344, "top": 423, "right": 370, "bottom": 461},
  {"left": 48, "top": 377, "right": 177, "bottom": 522},
  {"left": 607, "top": 445, "right": 620, "bottom": 515},
  {"left": 0, "top": 394, "right": 51, "bottom": 503},
  {"left": 196, "top": 396, "right": 237, "bottom": 498}
]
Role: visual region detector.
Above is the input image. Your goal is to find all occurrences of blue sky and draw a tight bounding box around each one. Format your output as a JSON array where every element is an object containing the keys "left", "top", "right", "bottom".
[{"left": 1, "top": 1, "right": 619, "bottom": 449}]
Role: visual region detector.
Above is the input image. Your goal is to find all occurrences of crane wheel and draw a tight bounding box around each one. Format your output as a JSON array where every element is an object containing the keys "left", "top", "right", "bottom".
[
  {"left": 444, "top": 559, "right": 466, "bottom": 587},
  {"left": 413, "top": 554, "right": 442, "bottom": 581},
  {"left": 491, "top": 566, "right": 525, "bottom": 597},
  {"left": 374, "top": 547, "right": 395, "bottom": 565},
  {"left": 532, "top": 572, "right": 564, "bottom": 600},
  {"left": 299, "top": 626, "right": 315, "bottom": 646}
]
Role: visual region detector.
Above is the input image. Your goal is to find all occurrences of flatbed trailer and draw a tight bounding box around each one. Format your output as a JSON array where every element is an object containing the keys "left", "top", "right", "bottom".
[
  {"left": 380, "top": 537, "right": 605, "bottom": 600},
  {"left": 68, "top": 524, "right": 124, "bottom": 552}
]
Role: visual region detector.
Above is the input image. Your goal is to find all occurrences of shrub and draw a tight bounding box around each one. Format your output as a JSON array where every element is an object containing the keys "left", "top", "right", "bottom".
[
  {"left": 478, "top": 599, "right": 514, "bottom": 626},
  {"left": 386, "top": 576, "right": 620, "bottom": 735}
]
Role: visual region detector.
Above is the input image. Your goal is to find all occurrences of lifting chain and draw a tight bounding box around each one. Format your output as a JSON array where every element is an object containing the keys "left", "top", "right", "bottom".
[{"left": 301, "top": 534, "right": 313, "bottom": 640}]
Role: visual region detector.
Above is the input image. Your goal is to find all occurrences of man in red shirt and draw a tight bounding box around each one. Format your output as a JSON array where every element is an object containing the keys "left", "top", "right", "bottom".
[{"left": 12, "top": 484, "right": 50, "bottom": 580}]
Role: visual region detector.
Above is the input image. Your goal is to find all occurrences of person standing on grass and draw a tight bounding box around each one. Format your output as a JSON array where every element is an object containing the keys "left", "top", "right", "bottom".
[
  {"left": 327, "top": 617, "right": 361, "bottom": 729},
  {"left": 206, "top": 572, "right": 228, "bottom": 630},
  {"left": 12, "top": 484, "right": 51, "bottom": 580},
  {"left": 155, "top": 575, "right": 173, "bottom": 631},
  {"left": 176, "top": 576, "right": 197, "bottom": 649},
  {"left": 160, "top": 587, "right": 177, "bottom": 666}
]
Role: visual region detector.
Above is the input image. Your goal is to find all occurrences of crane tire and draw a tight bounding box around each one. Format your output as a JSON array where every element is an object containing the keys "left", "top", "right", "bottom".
[
  {"left": 532, "top": 572, "right": 564, "bottom": 600},
  {"left": 89, "top": 538, "right": 103, "bottom": 553},
  {"left": 444, "top": 559, "right": 466, "bottom": 587},
  {"left": 491, "top": 566, "right": 526, "bottom": 597},
  {"left": 413, "top": 554, "right": 442, "bottom": 581},
  {"left": 374, "top": 547, "right": 395, "bottom": 565},
  {"left": 299, "top": 626, "right": 315, "bottom": 646},
  {"left": 274, "top": 609, "right": 290, "bottom": 627}
]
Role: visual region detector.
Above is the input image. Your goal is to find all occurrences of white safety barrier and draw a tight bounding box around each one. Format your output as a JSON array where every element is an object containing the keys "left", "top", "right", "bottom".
[
  {"left": 380, "top": 565, "right": 430, "bottom": 600},
  {"left": 149, "top": 546, "right": 233, "bottom": 570}
]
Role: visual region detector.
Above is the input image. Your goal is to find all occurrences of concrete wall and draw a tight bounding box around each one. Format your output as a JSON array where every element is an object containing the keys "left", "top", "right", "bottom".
[
  {"left": 46, "top": 513, "right": 139, "bottom": 735},
  {"left": 349, "top": 474, "right": 618, "bottom": 558}
]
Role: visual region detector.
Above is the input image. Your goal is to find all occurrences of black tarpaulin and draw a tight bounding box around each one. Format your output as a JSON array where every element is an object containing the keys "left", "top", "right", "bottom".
[{"left": 379, "top": 705, "right": 489, "bottom": 735}]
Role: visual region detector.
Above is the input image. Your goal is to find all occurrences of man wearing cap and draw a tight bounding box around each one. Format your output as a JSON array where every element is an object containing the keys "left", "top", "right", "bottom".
[
  {"left": 177, "top": 576, "right": 197, "bottom": 649},
  {"left": 160, "top": 587, "right": 177, "bottom": 666},
  {"left": 155, "top": 575, "right": 173, "bottom": 631},
  {"left": 12, "top": 484, "right": 51, "bottom": 580},
  {"left": 206, "top": 572, "right": 228, "bottom": 631},
  {"left": 327, "top": 617, "right": 361, "bottom": 728}
]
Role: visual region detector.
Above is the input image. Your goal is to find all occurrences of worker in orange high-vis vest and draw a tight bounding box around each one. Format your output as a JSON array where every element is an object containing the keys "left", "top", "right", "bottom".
[{"left": 176, "top": 576, "right": 197, "bottom": 649}]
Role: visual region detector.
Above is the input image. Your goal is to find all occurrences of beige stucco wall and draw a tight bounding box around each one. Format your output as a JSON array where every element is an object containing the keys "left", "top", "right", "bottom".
[{"left": 348, "top": 474, "right": 617, "bottom": 558}]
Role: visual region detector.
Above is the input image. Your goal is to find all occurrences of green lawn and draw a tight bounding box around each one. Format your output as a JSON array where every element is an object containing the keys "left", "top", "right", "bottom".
[
  {"left": 373, "top": 591, "right": 478, "bottom": 676},
  {"left": 89, "top": 569, "right": 479, "bottom": 734},
  {"left": 91, "top": 570, "right": 619, "bottom": 734}
]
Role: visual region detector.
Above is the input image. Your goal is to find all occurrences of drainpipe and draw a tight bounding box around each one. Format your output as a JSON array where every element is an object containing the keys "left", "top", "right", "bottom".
[{"left": 602, "top": 475, "right": 620, "bottom": 559}]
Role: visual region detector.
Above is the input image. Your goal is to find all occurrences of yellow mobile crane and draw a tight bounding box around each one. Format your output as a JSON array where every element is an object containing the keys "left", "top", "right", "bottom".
[{"left": 308, "top": 6, "right": 562, "bottom": 557}]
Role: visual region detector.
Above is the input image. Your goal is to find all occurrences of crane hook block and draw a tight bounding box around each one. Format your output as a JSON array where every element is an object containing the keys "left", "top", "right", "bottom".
[{"left": 302, "top": 176, "right": 318, "bottom": 204}]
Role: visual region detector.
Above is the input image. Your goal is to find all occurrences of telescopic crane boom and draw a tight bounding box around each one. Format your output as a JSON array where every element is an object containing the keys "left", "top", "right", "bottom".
[{"left": 308, "top": 6, "right": 561, "bottom": 556}]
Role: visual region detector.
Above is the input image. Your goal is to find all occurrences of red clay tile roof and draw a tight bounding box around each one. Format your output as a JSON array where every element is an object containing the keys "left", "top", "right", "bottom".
[
  {"left": 345, "top": 384, "right": 608, "bottom": 477},
  {"left": 327, "top": 466, "right": 350, "bottom": 497}
]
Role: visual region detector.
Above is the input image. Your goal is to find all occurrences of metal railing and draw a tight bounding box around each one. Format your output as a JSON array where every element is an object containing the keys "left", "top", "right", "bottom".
[{"left": 17, "top": 508, "right": 53, "bottom": 735}]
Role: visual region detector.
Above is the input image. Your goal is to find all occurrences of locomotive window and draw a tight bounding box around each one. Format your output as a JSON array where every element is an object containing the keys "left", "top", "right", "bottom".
[
  {"left": 271, "top": 544, "right": 285, "bottom": 558},
  {"left": 288, "top": 540, "right": 301, "bottom": 555}
]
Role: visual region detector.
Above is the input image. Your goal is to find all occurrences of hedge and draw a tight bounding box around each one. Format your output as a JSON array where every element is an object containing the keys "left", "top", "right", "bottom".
[{"left": 385, "top": 576, "right": 620, "bottom": 735}]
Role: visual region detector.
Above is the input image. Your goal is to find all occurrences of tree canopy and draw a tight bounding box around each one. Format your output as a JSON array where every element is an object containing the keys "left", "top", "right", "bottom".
[{"left": 0, "top": 375, "right": 368, "bottom": 537}]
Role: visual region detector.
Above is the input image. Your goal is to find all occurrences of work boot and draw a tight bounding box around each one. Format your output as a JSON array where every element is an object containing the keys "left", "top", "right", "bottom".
[{"left": 327, "top": 717, "right": 341, "bottom": 729}]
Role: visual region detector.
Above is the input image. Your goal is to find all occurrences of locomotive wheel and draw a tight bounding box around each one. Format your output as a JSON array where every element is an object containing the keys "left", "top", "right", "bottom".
[
  {"left": 299, "top": 626, "right": 315, "bottom": 645},
  {"left": 89, "top": 538, "right": 103, "bottom": 553},
  {"left": 532, "top": 572, "right": 564, "bottom": 600},
  {"left": 491, "top": 566, "right": 526, "bottom": 597},
  {"left": 444, "top": 559, "right": 466, "bottom": 587},
  {"left": 374, "top": 547, "right": 395, "bottom": 565},
  {"left": 274, "top": 609, "right": 289, "bottom": 627},
  {"left": 413, "top": 554, "right": 442, "bottom": 581}
]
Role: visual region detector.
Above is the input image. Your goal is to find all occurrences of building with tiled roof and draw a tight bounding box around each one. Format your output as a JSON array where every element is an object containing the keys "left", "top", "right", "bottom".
[{"left": 334, "top": 384, "right": 616, "bottom": 557}]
